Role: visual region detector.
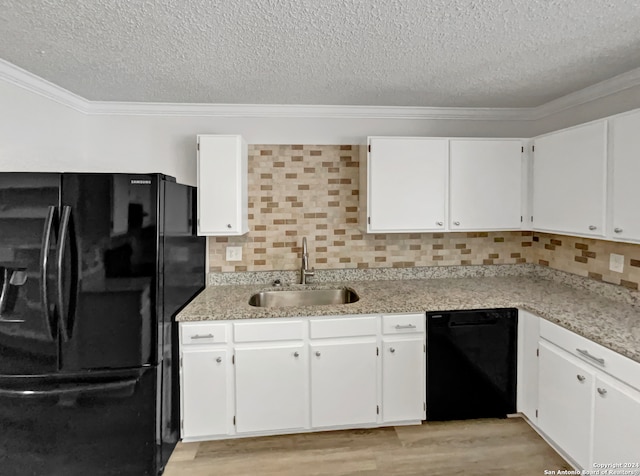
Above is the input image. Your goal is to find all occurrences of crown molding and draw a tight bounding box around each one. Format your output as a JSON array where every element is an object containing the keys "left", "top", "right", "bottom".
[
  {"left": 527, "top": 66, "right": 640, "bottom": 120},
  {"left": 1, "top": 57, "right": 639, "bottom": 121},
  {"left": 87, "top": 101, "right": 527, "bottom": 120},
  {"left": 0, "top": 58, "right": 89, "bottom": 113}
]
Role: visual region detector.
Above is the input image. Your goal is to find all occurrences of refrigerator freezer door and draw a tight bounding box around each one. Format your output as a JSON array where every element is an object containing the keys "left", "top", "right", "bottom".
[
  {"left": 59, "top": 174, "right": 159, "bottom": 371},
  {"left": 0, "top": 173, "right": 60, "bottom": 375},
  {"left": 0, "top": 367, "right": 159, "bottom": 476}
]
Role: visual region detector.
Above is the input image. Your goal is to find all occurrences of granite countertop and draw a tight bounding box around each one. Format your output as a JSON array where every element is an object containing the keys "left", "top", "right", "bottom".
[{"left": 177, "top": 274, "right": 640, "bottom": 364}]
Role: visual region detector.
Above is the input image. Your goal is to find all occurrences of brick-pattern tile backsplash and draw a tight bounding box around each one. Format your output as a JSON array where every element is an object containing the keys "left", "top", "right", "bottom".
[
  {"left": 208, "top": 145, "right": 533, "bottom": 272},
  {"left": 533, "top": 233, "right": 640, "bottom": 290}
]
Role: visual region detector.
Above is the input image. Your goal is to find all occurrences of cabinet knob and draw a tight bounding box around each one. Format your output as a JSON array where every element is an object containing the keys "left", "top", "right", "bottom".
[
  {"left": 436, "top": 221, "right": 443, "bottom": 226},
  {"left": 390, "top": 348, "right": 395, "bottom": 353},
  {"left": 576, "top": 374, "right": 585, "bottom": 382},
  {"left": 614, "top": 227, "right": 623, "bottom": 233},
  {"left": 453, "top": 221, "right": 460, "bottom": 226},
  {"left": 597, "top": 387, "right": 607, "bottom": 396},
  {"left": 293, "top": 352, "right": 299, "bottom": 357},
  {"left": 315, "top": 351, "right": 321, "bottom": 357},
  {"left": 216, "top": 357, "right": 222, "bottom": 363},
  {"left": 227, "top": 224, "right": 232, "bottom": 229},
  {"left": 588, "top": 225, "right": 597, "bottom": 230}
]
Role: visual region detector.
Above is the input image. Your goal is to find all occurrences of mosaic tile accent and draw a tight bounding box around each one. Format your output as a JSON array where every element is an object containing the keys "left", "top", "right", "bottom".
[
  {"left": 533, "top": 232, "right": 640, "bottom": 291},
  {"left": 208, "top": 145, "right": 532, "bottom": 273}
]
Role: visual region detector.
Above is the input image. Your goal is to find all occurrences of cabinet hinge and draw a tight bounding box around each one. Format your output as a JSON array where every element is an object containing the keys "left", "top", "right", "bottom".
[
  {"left": 376, "top": 405, "right": 379, "bottom": 415},
  {"left": 520, "top": 216, "right": 523, "bottom": 223},
  {"left": 368, "top": 217, "right": 371, "bottom": 225},
  {"left": 232, "top": 355, "right": 235, "bottom": 364},
  {"left": 180, "top": 419, "right": 184, "bottom": 431},
  {"left": 233, "top": 416, "right": 236, "bottom": 426},
  {"left": 530, "top": 216, "right": 533, "bottom": 222},
  {"left": 521, "top": 146, "right": 524, "bottom": 153},
  {"left": 197, "top": 142, "right": 200, "bottom": 151},
  {"left": 368, "top": 144, "right": 371, "bottom": 153},
  {"left": 536, "top": 348, "right": 539, "bottom": 357},
  {"left": 535, "top": 409, "right": 538, "bottom": 418},
  {"left": 376, "top": 347, "right": 379, "bottom": 356},
  {"left": 532, "top": 145, "right": 535, "bottom": 152}
]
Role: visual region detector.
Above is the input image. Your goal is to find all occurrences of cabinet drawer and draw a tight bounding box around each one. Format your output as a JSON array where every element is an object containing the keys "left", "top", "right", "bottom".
[
  {"left": 540, "top": 319, "right": 640, "bottom": 391},
  {"left": 309, "top": 316, "right": 378, "bottom": 339},
  {"left": 234, "top": 320, "right": 304, "bottom": 343},
  {"left": 382, "top": 314, "right": 425, "bottom": 334},
  {"left": 181, "top": 323, "right": 228, "bottom": 345}
]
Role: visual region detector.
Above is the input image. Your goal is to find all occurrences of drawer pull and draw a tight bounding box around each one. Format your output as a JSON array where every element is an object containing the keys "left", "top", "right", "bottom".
[
  {"left": 597, "top": 387, "right": 607, "bottom": 396},
  {"left": 576, "top": 348, "right": 605, "bottom": 366},
  {"left": 576, "top": 374, "right": 585, "bottom": 382},
  {"left": 315, "top": 351, "right": 321, "bottom": 357},
  {"left": 293, "top": 352, "right": 299, "bottom": 358},
  {"left": 395, "top": 324, "right": 417, "bottom": 330},
  {"left": 390, "top": 348, "right": 396, "bottom": 353},
  {"left": 216, "top": 357, "right": 222, "bottom": 363},
  {"left": 190, "top": 333, "right": 214, "bottom": 340}
]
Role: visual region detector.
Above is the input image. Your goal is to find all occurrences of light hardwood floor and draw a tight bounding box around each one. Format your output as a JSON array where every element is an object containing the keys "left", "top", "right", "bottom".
[{"left": 164, "top": 418, "right": 571, "bottom": 476}]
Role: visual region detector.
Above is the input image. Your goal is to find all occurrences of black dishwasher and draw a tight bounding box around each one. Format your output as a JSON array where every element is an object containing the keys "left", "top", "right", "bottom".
[{"left": 426, "top": 308, "right": 517, "bottom": 421}]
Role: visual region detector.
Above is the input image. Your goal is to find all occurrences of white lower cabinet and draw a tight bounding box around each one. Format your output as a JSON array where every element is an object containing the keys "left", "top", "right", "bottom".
[
  {"left": 538, "top": 341, "right": 594, "bottom": 469},
  {"left": 235, "top": 344, "right": 307, "bottom": 433},
  {"left": 517, "top": 310, "right": 539, "bottom": 422},
  {"left": 181, "top": 348, "right": 230, "bottom": 439},
  {"left": 310, "top": 340, "right": 378, "bottom": 428},
  {"left": 381, "top": 338, "right": 425, "bottom": 422},
  {"left": 592, "top": 373, "right": 640, "bottom": 465}
]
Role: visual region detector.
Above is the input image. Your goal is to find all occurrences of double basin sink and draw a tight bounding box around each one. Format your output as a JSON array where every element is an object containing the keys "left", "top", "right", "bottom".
[{"left": 249, "top": 287, "right": 359, "bottom": 308}]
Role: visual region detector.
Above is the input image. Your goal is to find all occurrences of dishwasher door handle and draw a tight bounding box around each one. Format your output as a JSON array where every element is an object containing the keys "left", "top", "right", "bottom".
[{"left": 449, "top": 319, "right": 498, "bottom": 327}]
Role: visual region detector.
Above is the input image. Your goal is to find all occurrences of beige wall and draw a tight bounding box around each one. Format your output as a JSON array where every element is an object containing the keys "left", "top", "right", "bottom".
[{"left": 207, "top": 144, "right": 640, "bottom": 291}]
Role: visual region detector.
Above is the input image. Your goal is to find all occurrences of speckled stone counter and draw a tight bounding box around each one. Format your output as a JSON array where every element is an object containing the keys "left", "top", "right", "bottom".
[{"left": 177, "top": 268, "right": 640, "bottom": 364}]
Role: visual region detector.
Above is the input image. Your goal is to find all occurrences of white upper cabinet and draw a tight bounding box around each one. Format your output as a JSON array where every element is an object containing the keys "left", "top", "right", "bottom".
[
  {"left": 197, "top": 134, "right": 248, "bottom": 236},
  {"left": 366, "top": 137, "right": 448, "bottom": 233},
  {"left": 449, "top": 140, "right": 522, "bottom": 230},
  {"left": 532, "top": 122, "right": 607, "bottom": 237},
  {"left": 609, "top": 110, "right": 640, "bottom": 242}
]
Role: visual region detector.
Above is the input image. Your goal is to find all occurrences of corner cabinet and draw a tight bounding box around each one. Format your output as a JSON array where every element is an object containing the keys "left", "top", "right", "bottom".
[
  {"left": 196, "top": 134, "right": 249, "bottom": 236},
  {"left": 179, "top": 313, "right": 426, "bottom": 442},
  {"left": 609, "top": 109, "right": 640, "bottom": 242},
  {"left": 531, "top": 122, "right": 607, "bottom": 237}
]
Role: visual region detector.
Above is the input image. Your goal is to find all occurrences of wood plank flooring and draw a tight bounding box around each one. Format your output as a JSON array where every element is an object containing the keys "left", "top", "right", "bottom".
[{"left": 163, "top": 418, "right": 571, "bottom": 476}]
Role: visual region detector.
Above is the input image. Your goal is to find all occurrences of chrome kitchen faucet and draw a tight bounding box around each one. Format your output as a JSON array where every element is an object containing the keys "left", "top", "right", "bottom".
[{"left": 300, "top": 237, "right": 315, "bottom": 284}]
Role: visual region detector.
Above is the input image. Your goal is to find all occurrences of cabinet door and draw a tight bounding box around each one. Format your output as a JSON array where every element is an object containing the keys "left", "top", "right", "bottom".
[
  {"left": 181, "top": 348, "right": 230, "bottom": 439},
  {"left": 538, "top": 341, "right": 594, "bottom": 469},
  {"left": 517, "top": 310, "right": 540, "bottom": 422},
  {"left": 310, "top": 340, "right": 378, "bottom": 427},
  {"left": 610, "top": 110, "right": 640, "bottom": 242},
  {"left": 449, "top": 140, "right": 522, "bottom": 230},
  {"left": 197, "top": 135, "right": 248, "bottom": 236},
  {"left": 532, "top": 122, "right": 606, "bottom": 236},
  {"left": 382, "top": 338, "right": 425, "bottom": 422},
  {"left": 368, "top": 138, "right": 447, "bottom": 232},
  {"left": 592, "top": 373, "right": 640, "bottom": 466},
  {"left": 235, "top": 344, "right": 306, "bottom": 433}
]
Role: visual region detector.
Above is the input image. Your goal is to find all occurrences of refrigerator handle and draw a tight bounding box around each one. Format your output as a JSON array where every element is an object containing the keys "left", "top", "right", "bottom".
[
  {"left": 56, "top": 206, "right": 72, "bottom": 342},
  {"left": 0, "top": 377, "right": 139, "bottom": 398},
  {"left": 39, "top": 206, "right": 56, "bottom": 338}
]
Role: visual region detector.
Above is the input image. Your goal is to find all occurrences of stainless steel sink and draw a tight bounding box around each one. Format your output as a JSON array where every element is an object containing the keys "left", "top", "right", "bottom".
[{"left": 248, "top": 288, "right": 359, "bottom": 308}]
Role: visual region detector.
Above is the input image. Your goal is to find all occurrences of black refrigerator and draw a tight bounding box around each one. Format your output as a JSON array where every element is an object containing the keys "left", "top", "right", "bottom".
[{"left": 0, "top": 173, "right": 205, "bottom": 475}]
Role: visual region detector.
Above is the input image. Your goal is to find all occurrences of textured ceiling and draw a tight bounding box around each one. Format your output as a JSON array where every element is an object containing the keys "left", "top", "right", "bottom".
[{"left": 1, "top": 0, "right": 640, "bottom": 107}]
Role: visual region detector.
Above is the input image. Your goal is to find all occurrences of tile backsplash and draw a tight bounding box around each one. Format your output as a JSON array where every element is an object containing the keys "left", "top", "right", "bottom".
[
  {"left": 533, "top": 233, "right": 640, "bottom": 290},
  {"left": 207, "top": 144, "right": 640, "bottom": 291}
]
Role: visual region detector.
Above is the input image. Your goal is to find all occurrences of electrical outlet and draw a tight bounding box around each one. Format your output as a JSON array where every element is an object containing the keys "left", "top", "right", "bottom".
[
  {"left": 226, "top": 246, "right": 242, "bottom": 262},
  {"left": 609, "top": 253, "right": 624, "bottom": 273}
]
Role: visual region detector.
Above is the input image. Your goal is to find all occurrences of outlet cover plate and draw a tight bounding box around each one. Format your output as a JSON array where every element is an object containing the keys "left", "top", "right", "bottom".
[
  {"left": 609, "top": 253, "right": 624, "bottom": 273},
  {"left": 226, "top": 246, "right": 242, "bottom": 262}
]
